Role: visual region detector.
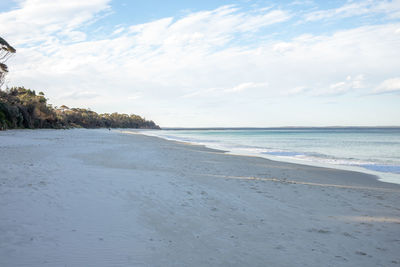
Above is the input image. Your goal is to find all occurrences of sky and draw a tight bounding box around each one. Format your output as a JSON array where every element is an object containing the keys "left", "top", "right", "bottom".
[{"left": 1, "top": 0, "right": 400, "bottom": 127}]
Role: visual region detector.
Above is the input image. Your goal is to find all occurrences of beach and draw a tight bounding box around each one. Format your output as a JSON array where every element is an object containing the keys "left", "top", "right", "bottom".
[{"left": 1, "top": 129, "right": 400, "bottom": 266}]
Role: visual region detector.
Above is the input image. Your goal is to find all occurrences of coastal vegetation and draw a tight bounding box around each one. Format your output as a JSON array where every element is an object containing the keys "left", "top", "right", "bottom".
[
  {"left": 1, "top": 36, "right": 159, "bottom": 130},
  {"left": 0, "top": 87, "right": 159, "bottom": 130}
]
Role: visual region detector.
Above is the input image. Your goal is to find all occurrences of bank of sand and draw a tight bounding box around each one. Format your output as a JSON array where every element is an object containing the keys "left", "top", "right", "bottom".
[{"left": 0, "top": 129, "right": 399, "bottom": 266}]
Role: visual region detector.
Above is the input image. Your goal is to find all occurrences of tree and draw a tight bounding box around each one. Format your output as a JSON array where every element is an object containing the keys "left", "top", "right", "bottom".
[{"left": 0, "top": 37, "right": 16, "bottom": 88}]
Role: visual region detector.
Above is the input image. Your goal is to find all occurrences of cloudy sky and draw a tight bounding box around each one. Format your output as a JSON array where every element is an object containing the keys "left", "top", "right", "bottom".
[{"left": 1, "top": 0, "right": 400, "bottom": 127}]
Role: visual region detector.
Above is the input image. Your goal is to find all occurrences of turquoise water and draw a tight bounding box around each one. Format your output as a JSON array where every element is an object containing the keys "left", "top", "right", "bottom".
[{"left": 142, "top": 128, "right": 400, "bottom": 184}]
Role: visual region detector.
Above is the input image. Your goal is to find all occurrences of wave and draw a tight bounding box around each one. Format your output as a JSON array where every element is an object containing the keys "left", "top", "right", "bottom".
[
  {"left": 136, "top": 129, "right": 400, "bottom": 179},
  {"left": 360, "top": 164, "right": 400, "bottom": 174},
  {"left": 259, "top": 149, "right": 400, "bottom": 174}
]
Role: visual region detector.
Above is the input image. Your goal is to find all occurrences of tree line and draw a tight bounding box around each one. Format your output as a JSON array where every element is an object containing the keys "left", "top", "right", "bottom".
[{"left": 0, "top": 87, "right": 160, "bottom": 130}]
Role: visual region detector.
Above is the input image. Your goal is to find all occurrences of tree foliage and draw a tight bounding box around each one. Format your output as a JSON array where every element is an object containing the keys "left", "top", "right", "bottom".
[
  {"left": 0, "top": 37, "right": 16, "bottom": 88},
  {"left": 0, "top": 87, "right": 160, "bottom": 130}
]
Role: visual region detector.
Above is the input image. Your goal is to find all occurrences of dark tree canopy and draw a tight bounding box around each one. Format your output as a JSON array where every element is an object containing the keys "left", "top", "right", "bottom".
[{"left": 0, "top": 87, "right": 160, "bottom": 130}]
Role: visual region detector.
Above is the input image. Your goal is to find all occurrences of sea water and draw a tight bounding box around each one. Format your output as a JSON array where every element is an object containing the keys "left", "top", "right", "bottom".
[{"left": 141, "top": 128, "right": 400, "bottom": 185}]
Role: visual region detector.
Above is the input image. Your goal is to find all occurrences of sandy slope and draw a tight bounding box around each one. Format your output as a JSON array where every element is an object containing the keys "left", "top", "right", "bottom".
[{"left": 0, "top": 129, "right": 399, "bottom": 267}]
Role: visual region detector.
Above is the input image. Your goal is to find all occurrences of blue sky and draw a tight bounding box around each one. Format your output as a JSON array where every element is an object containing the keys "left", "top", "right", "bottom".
[{"left": 1, "top": 0, "right": 400, "bottom": 127}]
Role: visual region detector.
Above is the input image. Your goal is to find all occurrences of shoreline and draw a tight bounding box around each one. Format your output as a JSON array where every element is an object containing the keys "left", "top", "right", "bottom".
[
  {"left": 128, "top": 130, "right": 400, "bottom": 190},
  {"left": 1, "top": 129, "right": 400, "bottom": 266},
  {"left": 133, "top": 129, "right": 400, "bottom": 186}
]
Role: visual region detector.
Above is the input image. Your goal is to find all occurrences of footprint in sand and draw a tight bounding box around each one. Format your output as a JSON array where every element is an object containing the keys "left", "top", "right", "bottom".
[
  {"left": 355, "top": 251, "right": 367, "bottom": 256},
  {"left": 308, "top": 228, "right": 331, "bottom": 234},
  {"left": 342, "top": 232, "right": 355, "bottom": 238},
  {"left": 334, "top": 255, "right": 348, "bottom": 262}
]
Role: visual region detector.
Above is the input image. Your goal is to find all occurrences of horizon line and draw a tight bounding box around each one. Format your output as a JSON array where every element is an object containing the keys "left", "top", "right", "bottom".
[{"left": 159, "top": 126, "right": 400, "bottom": 130}]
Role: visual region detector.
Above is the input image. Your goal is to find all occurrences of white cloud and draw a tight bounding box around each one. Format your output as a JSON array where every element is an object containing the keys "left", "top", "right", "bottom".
[
  {"left": 59, "top": 30, "right": 87, "bottom": 42},
  {"left": 183, "top": 82, "right": 268, "bottom": 98},
  {"left": 374, "top": 77, "right": 400, "bottom": 94},
  {"left": 285, "top": 75, "right": 365, "bottom": 97},
  {"left": 126, "top": 5, "right": 290, "bottom": 51},
  {"left": 236, "top": 10, "right": 291, "bottom": 32},
  {"left": 129, "top": 17, "right": 173, "bottom": 45},
  {"left": 127, "top": 93, "right": 142, "bottom": 100},
  {"left": 304, "top": 0, "right": 400, "bottom": 22},
  {"left": 290, "top": 0, "right": 314, "bottom": 6},
  {"left": 313, "top": 75, "right": 365, "bottom": 96},
  {"left": 305, "top": 1, "right": 371, "bottom": 21},
  {"left": 112, "top": 27, "right": 125, "bottom": 35},
  {"left": 273, "top": 42, "right": 295, "bottom": 54},
  {"left": 60, "top": 91, "right": 101, "bottom": 100},
  {"left": 224, "top": 82, "right": 268, "bottom": 93},
  {"left": 0, "top": 0, "right": 111, "bottom": 45},
  {"left": 285, "top": 86, "right": 310, "bottom": 96}
]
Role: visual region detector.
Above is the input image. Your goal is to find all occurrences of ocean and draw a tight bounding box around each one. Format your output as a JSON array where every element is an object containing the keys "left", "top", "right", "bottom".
[{"left": 140, "top": 128, "right": 400, "bottom": 185}]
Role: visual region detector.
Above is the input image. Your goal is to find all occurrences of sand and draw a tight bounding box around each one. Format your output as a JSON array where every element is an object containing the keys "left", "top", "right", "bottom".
[{"left": 0, "top": 129, "right": 399, "bottom": 267}]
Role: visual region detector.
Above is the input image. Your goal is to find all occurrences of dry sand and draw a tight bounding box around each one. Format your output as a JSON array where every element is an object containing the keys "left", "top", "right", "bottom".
[{"left": 1, "top": 129, "right": 400, "bottom": 266}]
